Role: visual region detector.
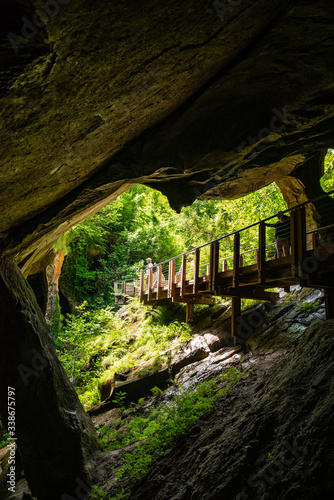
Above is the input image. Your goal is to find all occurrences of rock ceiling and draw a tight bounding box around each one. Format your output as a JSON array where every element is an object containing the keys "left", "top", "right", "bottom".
[{"left": 1, "top": 0, "right": 334, "bottom": 272}]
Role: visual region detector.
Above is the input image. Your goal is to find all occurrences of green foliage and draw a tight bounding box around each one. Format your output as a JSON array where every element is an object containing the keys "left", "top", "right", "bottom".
[
  {"left": 50, "top": 296, "right": 63, "bottom": 339},
  {"left": 55, "top": 298, "right": 192, "bottom": 409},
  {"left": 320, "top": 149, "right": 334, "bottom": 192},
  {"left": 59, "top": 182, "right": 287, "bottom": 307},
  {"left": 0, "top": 431, "right": 10, "bottom": 449},
  {"left": 299, "top": 299, "right": 322, "bottom": 312},
  {"left": 112, "top": 392, "right": 127, "bottom": 412},
  {"left": 91, "top": 485, "right": 108, "bottom": 499}
]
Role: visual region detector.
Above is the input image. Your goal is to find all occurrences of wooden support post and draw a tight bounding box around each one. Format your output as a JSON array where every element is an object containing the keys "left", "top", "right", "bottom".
[
  {"left": 290, "top": 210, "right": 298, "bottom": 278},
  {"left": 231, "top": 296, "right": 241, "bottom": 345},
  {"left": 193, "top": 248, "right": 200, "bottom": 294},
  {"left": 312, "top": 232, "right": 317, "bottom": 250},
  {"left": 157, "top": 264, "right": 162, "bottom": 300},
  {"left": 180, "top": 254, "right": 187, "bottom": 297},
  {"left": 258, "top": 222, "right": 266, "bottom": 284},
  {"left": 297, "top": 206, "right": 306, "bottom": 280},
  {"left": 222, "top": 259, "right": 228, "bottom": 272},
  {"left": 210, "top": 240, "right": 219, "bottom": 293},
  {"left": 255, "top": 249, "right": 259, "bottom": 264},
  {"left": 233, "top": 232, "right": 240, "bottom": 288},
  {"left": 148, "top": 268, "right": 153, "bottom": 303},
  {"left": 186, "top": 302, "right": 194, "bottom": 324},
  {"left": 325, "top": 288, "right": 334, "bottom": 319},
  {"left": 168, "top": 259, "right": 175, "bottom": 299},
  {"left": 122, "top": 280, "right": 126, "bottom": 295},
  {"left": 140, "top": 271, "right": 145, "bottom": 302},
  {"left": 239, "top": 255, "right": 243, "bottom": 268}
]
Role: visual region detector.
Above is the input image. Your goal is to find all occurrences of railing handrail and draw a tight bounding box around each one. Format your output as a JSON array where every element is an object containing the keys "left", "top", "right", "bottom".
[
  {"left": 114, "top": 278, "right": 139, "bottom": 285},
  {"left": 155, "top": 188, "right": 334, "bottom": 267}
]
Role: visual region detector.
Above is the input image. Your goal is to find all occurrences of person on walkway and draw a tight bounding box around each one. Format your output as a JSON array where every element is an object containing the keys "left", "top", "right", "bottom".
[
  {"left": 145, "top": 257, "right": 154, "bottom": 275},
  {"left": 266, "top": 212, "right": 291, "bottom": 258}
]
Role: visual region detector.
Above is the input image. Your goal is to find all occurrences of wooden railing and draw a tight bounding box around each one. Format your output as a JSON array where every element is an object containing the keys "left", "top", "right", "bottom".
[{"left": 138, "top": 189, "right": 334, "bottom": 329}]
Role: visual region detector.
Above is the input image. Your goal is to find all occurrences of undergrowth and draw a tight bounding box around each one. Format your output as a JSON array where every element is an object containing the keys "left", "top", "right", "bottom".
[{"left": 55, "top": 298, "right": 191, "bottom": 409}]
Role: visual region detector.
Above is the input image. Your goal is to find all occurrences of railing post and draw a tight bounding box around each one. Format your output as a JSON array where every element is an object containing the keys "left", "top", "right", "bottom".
[
  {"left": 297, "top": 206, "right": 306, "bottom": 281},
  {"left": 222, "top": 259, "right": 228, "bottom": 272},
  {"left": 193, "top": 248, "right": 200, "bottom": 294},
  {"left": 140, "top": 271, "right": 145, "bottom": 302},
  {"left": 180, "top": 254, "right": 187, "bottom": 297},
  {"left": 290, "top": 209, "right": 298, "bottom": 278},
  {"left": 157, "top": 264, "right": 162, "bottom": 300},
  {"left": 210, "top": 240, "right": 219, "bottom": 293},
  {"left": 258, "top": 222, "right": 266, "bottom": 284},
  {"left": 233, "top": 232, "right": 240, "bottom": 288},
  {"left": 148, "top": 268, "right": 153, "bottom": 303},
  {"left": 168, "top": 259, "right": 175, "bottom": 299}
]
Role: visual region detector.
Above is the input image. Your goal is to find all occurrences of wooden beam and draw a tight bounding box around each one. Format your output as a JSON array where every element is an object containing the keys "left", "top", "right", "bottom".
[
  {"left": 325, "top": 288, "right": 334, "bottom": 319},
  {"left": 173, "top": 295, "right": 215, "bottom": 305},
  {"left": 233, "top": 232, "right": 240, "bottom": 288},
  {"left": 140, "top": 271, "right": 145, "bottom": 302},
  {"left": 168, "top": 259, "right": 175, "bottom": 299},
  {"left": 222, "top": 259, "right": 228, "bottom": 272},
  {"left": 193, "top": 248, "right": 200, "bottom": 294},
  {"left": 148, "top": 268, "right": 153, "bottom": 303},
  {"left": 186, "top": 303, "right": 194, "bottom": 324},
  {"left": 223, "top": 287, "right": 279, "bottom": 301},
  {"left": 290, "top": 210, "right": 298, "bottom": 278},
  {"left": 157, "top": 265, "right": 162, "bottom": 300},
  {"left": 297, "top": 206, "right": 306, "bottom": 281},
  {"left": 258, "top": 221, "right": 266, "bottom": 285},
  {"left": 210, "top": 240, "right": 219, "bottom": 293},
  {"left": 180, "top": 254, "right": 187, "bottom": 297}
]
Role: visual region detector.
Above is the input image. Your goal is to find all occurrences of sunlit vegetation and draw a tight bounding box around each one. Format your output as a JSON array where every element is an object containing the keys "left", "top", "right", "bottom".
[
  {"left": 320, "top": 149, "right": 334, "bottom": 192},
  {"left": 59, "top": 182, "right": 287, "bottom": 308},
  {"left": 56, "top": 298, "right": 192, "bottom": 409}
]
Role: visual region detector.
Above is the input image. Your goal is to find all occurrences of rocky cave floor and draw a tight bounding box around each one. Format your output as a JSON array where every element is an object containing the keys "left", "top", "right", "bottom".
[
  {"left": 1, "top": 288, "right": 334, "bottom": 500},
  {"left": 88, "top": 287, "right": 334, "bottom": 500}
]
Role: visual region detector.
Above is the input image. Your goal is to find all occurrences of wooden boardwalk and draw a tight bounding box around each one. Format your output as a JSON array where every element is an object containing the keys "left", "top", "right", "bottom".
[{"left": 116, "top": 189, "right": 334, "bottom": 342}]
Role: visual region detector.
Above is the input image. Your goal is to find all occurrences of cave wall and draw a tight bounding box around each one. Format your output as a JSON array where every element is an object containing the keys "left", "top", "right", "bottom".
[
  {"left": 0, "top": 0, "right": 333, "bottom": 273},
  {"left": 0, "top": 259, "right": 98, "bottom": 499},
  {"left": 1, "top": 1, "right": 334, "bottom": 497}
]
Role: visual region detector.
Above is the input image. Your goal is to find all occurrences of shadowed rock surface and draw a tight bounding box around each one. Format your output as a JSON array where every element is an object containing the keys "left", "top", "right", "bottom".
[
  {"left": 1, "top": 1, "right": 334, "bottom": 498},
  {"left": 0, "top": 259, "right": 98, "bottom": 500},
  {"left": 0, "top": 0, "right": 334, "bottom": 273}
]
